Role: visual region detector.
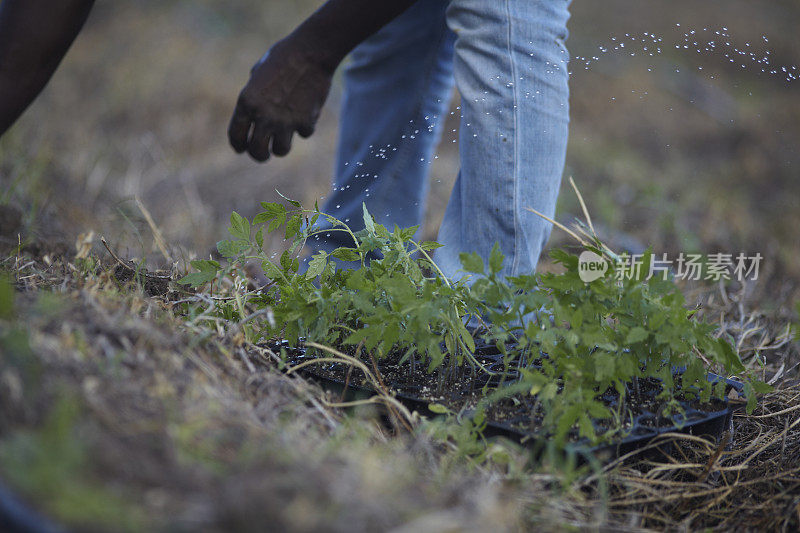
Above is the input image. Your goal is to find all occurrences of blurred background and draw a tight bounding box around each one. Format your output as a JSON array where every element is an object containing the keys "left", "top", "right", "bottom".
[{"left": 1, "top": 0, "right": 798, "bottom": 304}]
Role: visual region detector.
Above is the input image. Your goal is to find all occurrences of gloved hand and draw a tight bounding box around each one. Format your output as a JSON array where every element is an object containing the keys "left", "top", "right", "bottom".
[{"left": 228, "top": 37, "right": 333, "bottom": 162}]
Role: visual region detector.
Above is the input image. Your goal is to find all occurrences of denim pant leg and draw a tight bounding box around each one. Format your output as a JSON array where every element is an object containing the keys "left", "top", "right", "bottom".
[
  {"left": 308, "top": 0, "right": 456, "bottom": 263},
  {"left": 436, "top": 0, "right": 571, "bottom": 280}
]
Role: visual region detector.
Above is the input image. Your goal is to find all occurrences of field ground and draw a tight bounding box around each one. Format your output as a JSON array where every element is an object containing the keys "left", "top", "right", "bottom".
[{"left": 1, "top": 0, "right": 799, "bottom": 530}]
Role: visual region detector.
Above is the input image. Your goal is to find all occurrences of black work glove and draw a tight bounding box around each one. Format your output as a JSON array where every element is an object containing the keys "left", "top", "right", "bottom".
[{"left": 228, "top": 37, "right": 333, "bottom": 162}]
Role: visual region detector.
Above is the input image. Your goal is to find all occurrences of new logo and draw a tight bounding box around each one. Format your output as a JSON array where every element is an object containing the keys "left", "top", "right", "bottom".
[{"left": 578, "top": 250, "right": 608, "bottom": 282}]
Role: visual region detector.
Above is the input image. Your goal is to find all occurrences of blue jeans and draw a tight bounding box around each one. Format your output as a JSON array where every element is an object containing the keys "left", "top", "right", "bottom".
[{"left": 310, "top": 0, "right": 571, "bottom": 280}]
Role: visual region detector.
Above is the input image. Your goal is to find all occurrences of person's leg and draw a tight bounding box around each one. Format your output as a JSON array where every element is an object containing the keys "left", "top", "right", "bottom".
[
  {"left": 310, "top": 0, "right": 456, "bottom": 261},
  {"left": 436, "top": 0, "right": 571, "bottom": 280}
]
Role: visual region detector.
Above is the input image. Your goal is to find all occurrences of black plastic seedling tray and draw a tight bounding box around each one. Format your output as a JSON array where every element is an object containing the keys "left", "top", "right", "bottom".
[{"left": 268, "top": 340, "right": 743, "bottom": 462}]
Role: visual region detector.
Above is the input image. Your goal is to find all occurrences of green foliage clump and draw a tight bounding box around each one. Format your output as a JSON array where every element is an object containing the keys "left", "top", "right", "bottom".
[{"left": 179, "top": 198, "right": 768, "bottom": 445}]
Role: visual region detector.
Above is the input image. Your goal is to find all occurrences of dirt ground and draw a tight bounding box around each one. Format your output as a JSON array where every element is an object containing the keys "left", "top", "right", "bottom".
[{"left": 1, "top": 0, "right": 799, "bottom": 530}]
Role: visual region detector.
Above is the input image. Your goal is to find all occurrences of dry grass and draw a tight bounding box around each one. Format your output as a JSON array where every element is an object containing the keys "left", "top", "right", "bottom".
[
  {"left": 1, "top": 243, "right": 798, "bottom": 532},
  {"left": 2, "top": 254, "right": 525, "bottom": 531},
  {"left": 585, "top": 388, "right": 800, "bottom": 531}
]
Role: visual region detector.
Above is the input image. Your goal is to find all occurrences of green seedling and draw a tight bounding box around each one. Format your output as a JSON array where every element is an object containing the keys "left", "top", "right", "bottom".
[{"left": 179, "top": 194, "right": 769, "bottom": 446}]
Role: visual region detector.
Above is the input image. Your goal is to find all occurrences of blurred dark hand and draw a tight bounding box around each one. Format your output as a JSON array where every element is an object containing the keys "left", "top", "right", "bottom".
[{"left": 228, "top": 38, "right": 333, "bottom": 161}]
